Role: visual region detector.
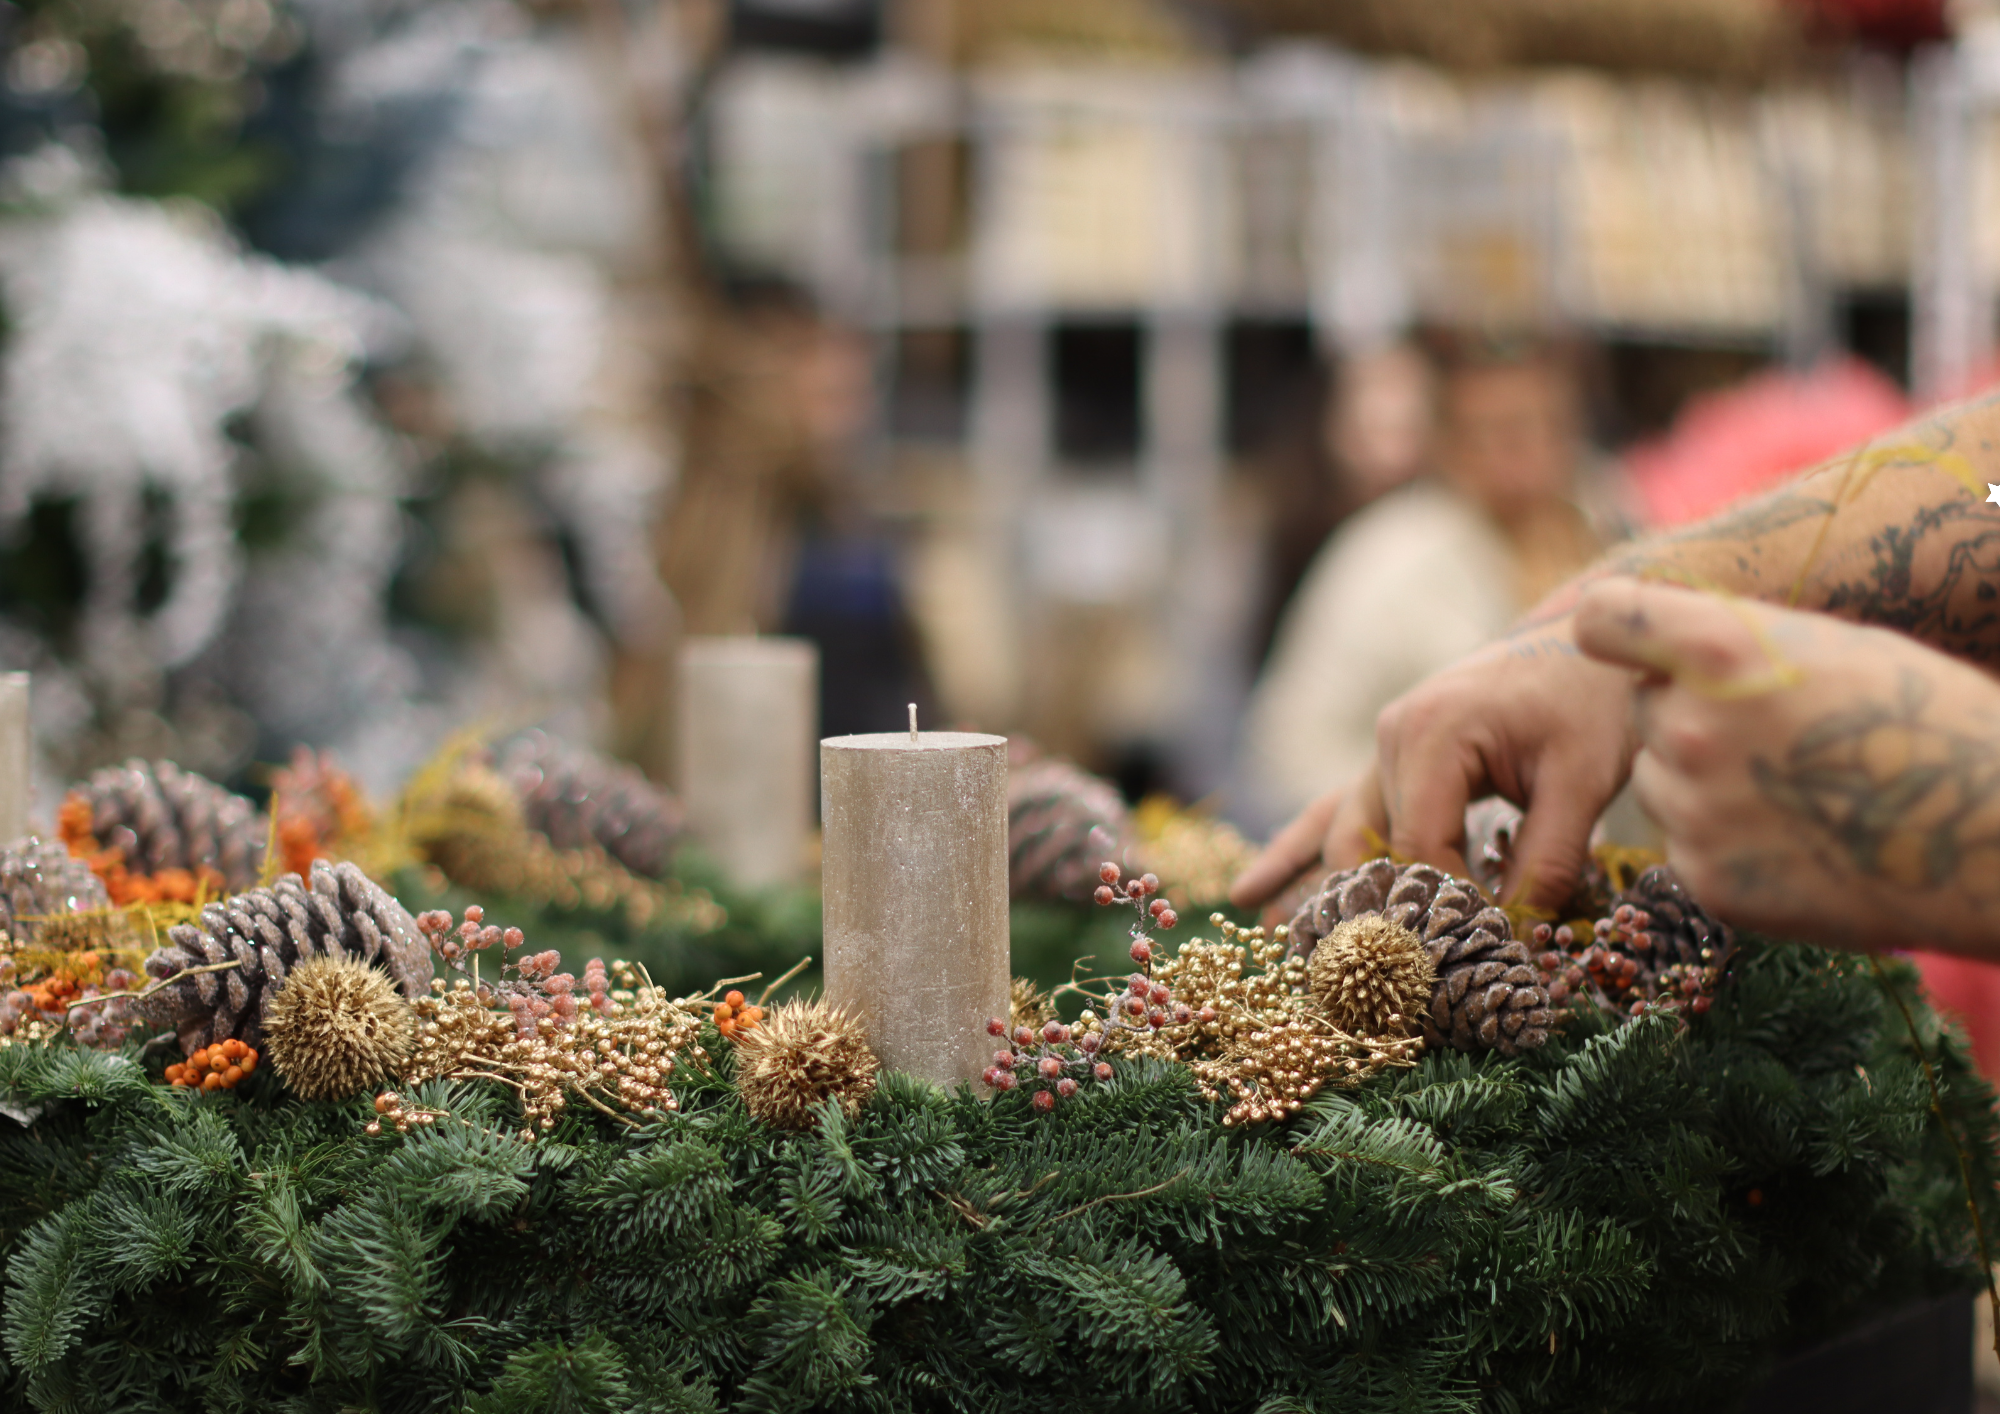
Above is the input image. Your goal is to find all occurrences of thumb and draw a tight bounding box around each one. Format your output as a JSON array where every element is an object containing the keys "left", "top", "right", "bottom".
[{"left": 1574, "top": 578, "right": 1773, "bottom": 692}]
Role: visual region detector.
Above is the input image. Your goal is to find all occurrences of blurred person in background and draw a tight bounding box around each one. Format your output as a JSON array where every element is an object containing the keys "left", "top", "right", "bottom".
[
  {"left": 1239, "top": 336, "right": 1610, "bottom": 827},
  {"left": 1248, "top": 340, "right": 1437, "bottom": 671},
  {"left": 660, "top": 281, "right": 932, "bottom": 741}
]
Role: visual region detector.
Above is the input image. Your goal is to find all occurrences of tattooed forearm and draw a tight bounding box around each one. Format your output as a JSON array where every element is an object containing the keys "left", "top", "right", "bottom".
[
  {"left": 1815, "top": 500, "right": 2000, "bottom": 664},
  {"left": 1511, "top": 490, "right": 1839, "bottom": 632},
  {"left": 1750, "top": 670, "right": 2000, "bottom": 890},
  {"left": 1652, "top": 490, "right": 1837, "bottom": 549}
]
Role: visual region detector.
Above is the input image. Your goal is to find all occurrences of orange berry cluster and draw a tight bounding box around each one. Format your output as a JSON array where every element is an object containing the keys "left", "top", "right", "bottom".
[
  {"left": 166, "top": 1038, "right": 258, "bottom": 1091},
  {"left": 57, "top": 791, "right": 224, "bottom": 906},
  {"left": 712, "top": 990, "right": 764, "bottom": 1039}
]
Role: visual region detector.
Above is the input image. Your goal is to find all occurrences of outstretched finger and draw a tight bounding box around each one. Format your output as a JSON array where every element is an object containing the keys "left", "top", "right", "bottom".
[
  {"left": 1574, "top": 578, "right": 1773, "bottom": 692},
  {"left": 1230, "top": 785, "right": 1342, "bottom": 909},
  {"left": 1379, "top": 750, "right": 1475, "bottom": 882},
  {"left": 1325, "top": 762, "right": 1390, "bottom": 870},
  {"left": 1500, "top": 755, "right": 1622, "bottom": 913}
]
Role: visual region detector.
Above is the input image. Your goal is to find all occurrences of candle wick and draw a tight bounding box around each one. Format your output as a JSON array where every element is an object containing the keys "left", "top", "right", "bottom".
[{"left": 908, "top": 703, "right": 918, "bottom": 742}]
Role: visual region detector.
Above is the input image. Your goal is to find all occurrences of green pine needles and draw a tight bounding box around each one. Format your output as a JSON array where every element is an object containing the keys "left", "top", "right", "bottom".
[{"left": 0, "top": 938, "right": 1992, "bottom": 1413}]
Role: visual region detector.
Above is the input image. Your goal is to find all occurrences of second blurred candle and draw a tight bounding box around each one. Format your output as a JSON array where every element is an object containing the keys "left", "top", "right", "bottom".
[{"left": 677, "top": 637, "right": 818, "bottom": 890}]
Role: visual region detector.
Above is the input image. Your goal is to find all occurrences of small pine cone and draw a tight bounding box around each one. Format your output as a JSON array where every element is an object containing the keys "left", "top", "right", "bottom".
[
  {"left": 75, "top": 759, "right": 266, "bottom": 890},
  {"left": 497, "top": 731, "right": 683, "bottom": 880},
  {"left": 1008, "top": 754, "right": 1128, "bottom": 903},
  {"left": 264, "top": 956, "right": 416, "bottom": 1100},
  {"left": 733, "top": 998, "right": 879, "bottom": 1130},
  {"left": 1290, "top": 858, "right": 1553, "bottom": 1057},
  {"left": 0, "top": 835, "right": 110, "bottom": 943},
  {"left": 141, "top": 861, "right": 432, "bottom": 1055},
  {"left": 1307, "top": 915, "right": 1436, "bottom": 1040},
  {"left": 1620, "top": 866, "right": 1734, "bottom": 973}
]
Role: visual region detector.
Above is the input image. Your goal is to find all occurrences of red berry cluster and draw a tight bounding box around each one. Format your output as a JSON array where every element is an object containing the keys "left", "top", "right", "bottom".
[
  {"left": 1092, "top": 860, "right": 1178, "bottom": 930},
  {"left": 983, "top": 861, "right": 1184, "bottom": 1112},
  {"left": 1532, "top": 902, "right": 1721, "bottom": 1020},
  {"left": 981, "top": 1015, "right": 1107, "bottom": 1113}
]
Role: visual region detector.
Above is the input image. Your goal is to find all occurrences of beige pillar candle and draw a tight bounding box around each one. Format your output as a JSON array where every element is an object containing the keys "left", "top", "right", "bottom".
[
  {"left": 821, "top": 726, "right": 1009, "bottom": 1087},
  {"left": 0, "top": 673, "right": 26, "bottom": 843},
  {"left": 679, "top": 637, "right": 818, "bottom": 889}
]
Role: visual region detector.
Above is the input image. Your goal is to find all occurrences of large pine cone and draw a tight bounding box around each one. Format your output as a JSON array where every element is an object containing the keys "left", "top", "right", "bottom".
[
  {"left": 497, "top": 732, "right": 683, "bottom": 880},
  {"left": 0, "top": 835, "right": 110, "bottom": 942},
  {"left": 74, "top": 759, "right": 266, "bottom": 890},
  {"left": 1008, "top": 755, "right": 1129, "bottom": 903},
  {"left": 141, "top": 861, "right": 432, "bottom": 1054},
  {"left": 1289, "top": 858, "right": 1553, "bottom": 1057}
]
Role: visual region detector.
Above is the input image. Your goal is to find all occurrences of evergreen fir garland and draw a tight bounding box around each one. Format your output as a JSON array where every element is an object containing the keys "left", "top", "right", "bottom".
[{"left": 0, "top": 937, "right": 1990, "bottom": 1412}]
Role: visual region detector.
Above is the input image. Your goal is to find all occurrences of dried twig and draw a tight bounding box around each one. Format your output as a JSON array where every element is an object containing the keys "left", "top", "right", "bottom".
[{"left": 62, "top": 958, "right": 242, "bottom": 1014}]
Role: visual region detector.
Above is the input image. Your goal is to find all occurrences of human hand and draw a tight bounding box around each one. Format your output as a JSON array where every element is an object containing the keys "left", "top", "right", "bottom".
[
  {"left": 1231, "top": 617, "right": 1639, "bottom": 911},
  {"left": 1574, "top": 577, "right": 2000, "bottom": 955}
]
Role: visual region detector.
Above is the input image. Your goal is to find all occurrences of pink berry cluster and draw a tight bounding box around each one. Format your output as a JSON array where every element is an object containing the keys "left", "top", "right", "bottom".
[
  {"left": 1531, "top": 903, "right": 1720, "bottom": 1020},
  {"left": 416, "top": 906, "right": 615, "bottom": 1038},
  {"left": 982, "top": 861, "right": 1185, "bottom": 1112}
]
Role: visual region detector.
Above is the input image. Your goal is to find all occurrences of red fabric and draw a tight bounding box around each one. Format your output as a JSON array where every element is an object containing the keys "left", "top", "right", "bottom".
[
  {"left": 1623, "top": 357, "right": 1911, "bottom": 531},
  {"left": 1780, "top": 0, "right": 1950, "bottom": 46},
  {"left": 1913, "top": 952, "right": 2000, "bottom": 1081}
]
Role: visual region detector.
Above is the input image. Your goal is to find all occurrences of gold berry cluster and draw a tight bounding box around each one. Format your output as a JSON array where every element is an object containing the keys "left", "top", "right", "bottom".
[
  {"left": 366, "top": 1090, "right": 453, "bottom": 1135},
  {"left": 1092, "top": 916, "right": 1421, "bottom": 1125},
  {"left": 1130, "top": 798, "right": 1259, "bottom": 910},
  {"left": 402, "top": 965, "right": 706, "bottom": 1141},
  {"left": 166, "top": 1038, "right": 259, "bottom": 1090}
]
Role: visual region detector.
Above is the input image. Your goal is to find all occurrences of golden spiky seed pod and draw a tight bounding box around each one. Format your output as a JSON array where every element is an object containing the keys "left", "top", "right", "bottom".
[
  {"left": 1308, "top": 915, "right": 1436, "bottom": 1040},
  {"left": 264, "top": 956, "right": 417, "bottom": 1101},
  {"left": 733, "top": 999, "right": 879, "bottom": 1131},
  {"left": 1009, "top": 977, "right": 1056, "bottom": 1033}
]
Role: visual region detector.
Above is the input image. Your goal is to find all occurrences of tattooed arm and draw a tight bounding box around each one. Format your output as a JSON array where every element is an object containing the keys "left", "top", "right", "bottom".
[
  {"left": 1234, "top": 393, "right": 2000, "bottom": 913},
  {"left": 1574, "top": 578, "right": 2000, "bottom": 955}
]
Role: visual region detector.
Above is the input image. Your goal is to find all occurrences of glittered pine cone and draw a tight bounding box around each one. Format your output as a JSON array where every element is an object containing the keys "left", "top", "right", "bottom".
[
  {"left": 0, "top": 835, "right": 111, "bottom": 943},
  {"left": 141, "top": 860, "right": 432, "bottom": 1055},
  {"left": 1008, "top": 754, "right": 1129, "bottom": 903},
  {"left": 1289, "top": 858, "right": 1553, "bottom": 1057},
  {"left": 733, "top": 998, "right": 879, "bottom": 1130},
  {"left": 74, "top": 759, "right": 266, "bottom": 891},
  {"left": 497, "top": 731, "right": 683, "bottom": 880}
]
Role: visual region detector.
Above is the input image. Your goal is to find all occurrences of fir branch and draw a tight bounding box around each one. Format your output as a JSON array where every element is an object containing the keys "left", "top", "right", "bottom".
[{"left": 1867, "top": 952, "right": 2000, "bottom": 1363}]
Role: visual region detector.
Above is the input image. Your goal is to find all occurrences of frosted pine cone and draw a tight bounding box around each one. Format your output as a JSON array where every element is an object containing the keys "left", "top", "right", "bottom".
[
  {"left": 1008, "top": 754, "right": 1128, "bottom": 903},
  {"left": 141, "top": 860, "right": 432, "bottom": 1054},
  {"left": 497, "top": 731, "right": 683, "bottom": 880},
  {"left": 0, "top": 835, "right": 110, "bottom": 943},
  {"left": 72, "top": 759, "right": 266, "bottom": 891},
  {"left": 1289, "top": 858, "right": 1553, "bottom": 1057}
]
